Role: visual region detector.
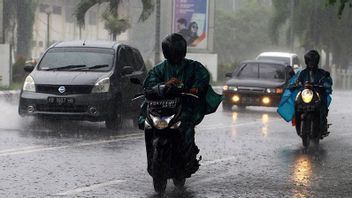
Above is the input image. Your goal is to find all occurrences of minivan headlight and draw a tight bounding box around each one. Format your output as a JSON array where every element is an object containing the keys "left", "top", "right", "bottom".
[
  {"left": 92, "top": 77, "right": 110, "bottom": 93},
  {"left": 301, "top": 89, "right": 313, "bottom": 103},
  {"left": 23, "top": 75, "right": 36, "bottom": 92}
]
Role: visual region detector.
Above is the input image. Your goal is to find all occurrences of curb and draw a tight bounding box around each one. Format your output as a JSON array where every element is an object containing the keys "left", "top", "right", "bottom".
[{"left": 0, "top": 90, "right": 20, "bottom": 102}]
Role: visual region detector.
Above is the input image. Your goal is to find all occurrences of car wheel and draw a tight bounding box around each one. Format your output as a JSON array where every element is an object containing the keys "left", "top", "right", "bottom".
[{"left": 222, "top": 102, "right": 232, "bottom": 111}]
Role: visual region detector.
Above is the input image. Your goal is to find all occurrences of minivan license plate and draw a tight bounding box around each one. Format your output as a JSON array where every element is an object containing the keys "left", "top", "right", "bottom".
[{"left": 47, "top": 97, "right": 75, "bottom": 105}]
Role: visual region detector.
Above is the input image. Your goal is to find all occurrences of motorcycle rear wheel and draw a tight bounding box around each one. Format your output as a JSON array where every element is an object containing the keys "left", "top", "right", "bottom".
[
  {"left": 313, "top": 137, "right": 320, "bottom": 145},
  {"left": 153, "top": 177, "right": 167, "bottom": 193},
  {"left": 302, "top": 134, "right": 310, "bottom": 148}
]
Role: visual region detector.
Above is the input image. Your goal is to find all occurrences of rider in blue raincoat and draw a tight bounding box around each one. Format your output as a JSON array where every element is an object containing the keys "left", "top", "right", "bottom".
[{"left": 277, "top": 50, "right": 333, "bottom": 135}]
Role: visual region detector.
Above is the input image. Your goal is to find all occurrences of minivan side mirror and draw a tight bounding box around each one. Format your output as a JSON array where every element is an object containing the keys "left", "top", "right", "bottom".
[
  {"left": 293, "top": 64, "right": 300, "bottom": 70},
  {"left": 121, "top": 66, "right": 134, "bottom": 75},
  {"left": 225, "top": 73, "right": 232, "bottom": 78},
  {"left": 24, "top": 63, "right": 35, "bottom": 72}
]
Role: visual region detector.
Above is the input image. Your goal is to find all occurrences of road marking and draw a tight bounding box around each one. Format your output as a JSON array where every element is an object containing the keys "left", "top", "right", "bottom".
[
  {"left": 0, "top": 118, "right": 280, "bottom": 157},
  {"left": 54, "top": 157, "right": 239, "bottom": 196},
  {"left": 201, "top": 156, "right": 238, "bottom": 166},
  {"left": 0, "top": 133, "right": 143, "bottom": 157},
  {"left": 54, "top": 179, "right": 125, "bottom": 196},
  {"left": 0, "top": 145, "right": 45, "bottom": 154}
]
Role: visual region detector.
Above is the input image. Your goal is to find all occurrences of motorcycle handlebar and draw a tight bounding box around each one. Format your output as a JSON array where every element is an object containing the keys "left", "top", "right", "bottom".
[
  {"left": 132, "top": 85, "right": 199, "bottom": 101},
  {"left": 288, "top": 82, "right": 324, "bottom": 90}
]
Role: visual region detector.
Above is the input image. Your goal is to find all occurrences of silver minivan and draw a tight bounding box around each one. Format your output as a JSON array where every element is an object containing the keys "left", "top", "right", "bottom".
[{"left": 256, "top": 52, "right": 302, "bottom": 73}]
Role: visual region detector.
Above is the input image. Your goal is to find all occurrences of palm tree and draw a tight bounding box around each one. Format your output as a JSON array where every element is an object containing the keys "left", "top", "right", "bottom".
[
  {"left": 74, "top": 0, "right": 155, "bottom": 41},
  {"left": 3, "top": 0, "right": 36, "bottom": 58}
]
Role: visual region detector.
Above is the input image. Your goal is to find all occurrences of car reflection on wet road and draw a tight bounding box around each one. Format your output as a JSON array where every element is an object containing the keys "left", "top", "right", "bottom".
[{"left": 0, "top": 91, "right": 352, "bottom": 197}]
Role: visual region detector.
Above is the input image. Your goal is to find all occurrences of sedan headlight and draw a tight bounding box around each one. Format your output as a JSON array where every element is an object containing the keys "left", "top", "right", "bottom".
[
  {"left": 266, "top": 88, "right": 283, "bottom": 94},
  {"left": 91, "top": 77, "right": 110, "bottom": 93},
  {"left": 23, "top": 75, "right": 36, "bottom": 92},
  {"left": 150, "top": 114, "right": 175, "bottom": 130},
  {"left": 265, "top": 88, "right": 276, "bottom": 93},
  {"left": 224, "top": 85, "right": 238, "bottom": 91},
  {"left": 301, "top": 89, "right": 314, "bottom": 103}
]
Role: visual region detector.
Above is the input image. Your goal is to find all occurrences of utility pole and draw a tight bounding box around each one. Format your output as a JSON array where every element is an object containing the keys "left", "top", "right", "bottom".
[
  {"left": 290, "top": 0, "right": 294, "bottom": 51},
  {"left": 0, "top": 0, "right": 3, "bottom": 44},
  {"left": 154, "top": 0, "right": 161, "bottom": 64},
  {"left": 45, "top": 9, "right": 51, "bottom": 48}
]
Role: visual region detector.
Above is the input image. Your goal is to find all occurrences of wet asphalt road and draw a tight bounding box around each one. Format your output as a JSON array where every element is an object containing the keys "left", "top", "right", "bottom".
[{"left": 0, "top": 91, "right": 352, "bottom": 197}]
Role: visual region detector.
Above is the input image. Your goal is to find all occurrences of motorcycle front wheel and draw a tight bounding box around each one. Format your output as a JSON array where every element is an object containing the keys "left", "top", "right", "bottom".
[{"left": 153, "top": 177, "right": 167, "bottom": 193}]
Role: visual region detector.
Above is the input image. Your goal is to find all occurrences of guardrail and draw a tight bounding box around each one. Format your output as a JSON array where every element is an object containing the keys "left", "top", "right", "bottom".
[{"left": 331, "top": 65, "right": 352, "bottom": 89}]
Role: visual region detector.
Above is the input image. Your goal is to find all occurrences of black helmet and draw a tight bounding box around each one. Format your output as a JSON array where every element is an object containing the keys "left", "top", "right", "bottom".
[
  {"left": 162, "top": 33, "right": 187, "bottom": 65},
  {"left": 304, "top": 50, "right": 320, "bottom": 70}
]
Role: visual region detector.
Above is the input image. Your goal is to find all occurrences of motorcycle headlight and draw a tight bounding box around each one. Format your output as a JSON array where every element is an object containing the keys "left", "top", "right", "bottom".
[
  {"left": 301, "top": 89, "right": 314, "bottom": 103},
  {"left": 23, "top": 75, "right": 36, "bottom": 92},
  {"left": 150, "top": 114, "right": 175, "bottom": 130},
  {"left": 170, "top": 121, "right": 181, "bottom": 129},
  {"left": 91, "top": 77, "right": 110, "bottom": 93}
]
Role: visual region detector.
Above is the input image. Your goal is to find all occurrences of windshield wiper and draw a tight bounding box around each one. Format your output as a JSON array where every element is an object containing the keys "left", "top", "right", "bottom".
[
  {"left": 45, "top": 64, "right": 87, "bottom": 71},
  {"left": 70, "top": 64, "right": 110, "bottom": 71},
  {"left": 86, "top": 64, "right": 109, "bottom": 70}
]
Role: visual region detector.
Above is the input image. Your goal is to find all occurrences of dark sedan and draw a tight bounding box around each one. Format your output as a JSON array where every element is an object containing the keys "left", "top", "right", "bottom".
[{"left": 222, "top": 60, "right": 292, "bottom": 110}]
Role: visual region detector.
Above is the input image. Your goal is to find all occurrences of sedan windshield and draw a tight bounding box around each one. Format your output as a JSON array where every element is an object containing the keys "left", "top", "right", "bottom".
[
  {"left": 38, "top": 48, "right": 114, "bottom": 71},
  {"left": 237, "top": 63, "right": 285, "bottom": 81}
]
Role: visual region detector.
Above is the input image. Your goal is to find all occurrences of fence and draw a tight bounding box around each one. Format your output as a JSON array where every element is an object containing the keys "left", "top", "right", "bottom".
[{"left": 331, "top": 65, "right": 352, "bottom": 89}]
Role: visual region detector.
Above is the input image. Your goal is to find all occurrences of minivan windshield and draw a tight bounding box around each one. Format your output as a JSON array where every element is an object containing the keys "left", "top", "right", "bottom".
[
  {"left": 38, "top": 48, "right": 114, "bottom": 71},
  {"left": 237, "top": 63, "right": 286, "bottom": 81},
  {"left": 257, "top": 56, "right": 290, "bottom": 65}
]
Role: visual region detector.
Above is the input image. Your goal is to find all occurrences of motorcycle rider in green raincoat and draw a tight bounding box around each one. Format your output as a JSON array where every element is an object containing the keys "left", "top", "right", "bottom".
[{"left": 139, "top": 33, "right": 223, "bottom": 176}]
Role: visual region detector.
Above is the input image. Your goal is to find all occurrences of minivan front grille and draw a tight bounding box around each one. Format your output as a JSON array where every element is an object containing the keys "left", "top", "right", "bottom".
[
  {"left": 36, "top": 85, "right": 93, "bottom": 95},
  {"left": 36, "top": 104, "right": 87, "bottom": 113}
]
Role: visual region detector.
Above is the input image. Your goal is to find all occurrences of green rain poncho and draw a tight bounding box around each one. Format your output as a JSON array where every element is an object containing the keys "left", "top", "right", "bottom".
[{"left": 139, "top": 59, "right": 223, "bottom": 128}]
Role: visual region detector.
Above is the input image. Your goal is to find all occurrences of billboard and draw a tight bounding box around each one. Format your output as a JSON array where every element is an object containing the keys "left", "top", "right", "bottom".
[{"left": 173, "top": 0, "right": 208, "bottom": 49}]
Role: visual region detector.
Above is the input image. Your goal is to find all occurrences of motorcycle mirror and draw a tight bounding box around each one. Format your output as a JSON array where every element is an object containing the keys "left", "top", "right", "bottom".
[{"left": 130, "top": 78, "right": 142, "bottom": 85}]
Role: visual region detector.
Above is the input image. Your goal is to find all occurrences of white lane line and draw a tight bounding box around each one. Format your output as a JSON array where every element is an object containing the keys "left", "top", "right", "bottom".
[
  {"left": 53, "top": 179, "right": 125, "bottom": 196},
  {"left": 0, "top": 118, "right": 279, "bottom": 157},
  {"left": 0, "top": 133, "right": 143, "bottom": 157},
  {"left": 54, "top": 156, "right": 240, "bottom": 196},
  {"left": 0, "top": 145, "right": 45, "bottom": 154},
  {"left": 199, "top": 118, "right": 281, "bottom": 131},
  {"left": 201, "top": 156, "right": 238, "bottom": 166}
]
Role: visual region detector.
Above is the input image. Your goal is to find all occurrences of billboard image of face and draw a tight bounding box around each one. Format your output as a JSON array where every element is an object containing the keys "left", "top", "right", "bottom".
[{"left": 173, "top": 0, "right": 208, "bottom": 49}]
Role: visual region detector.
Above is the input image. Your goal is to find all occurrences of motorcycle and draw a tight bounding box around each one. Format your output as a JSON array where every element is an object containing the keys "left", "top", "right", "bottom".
[
  {"left": 131, "top": 78, "right": 199, "bottom": 193},
  {"left": 292, "top": 80, "right": 329, "bottom": 148}
]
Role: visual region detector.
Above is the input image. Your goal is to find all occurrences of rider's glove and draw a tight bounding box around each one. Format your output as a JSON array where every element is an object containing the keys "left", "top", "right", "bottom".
[
  {"left": 189, "top": 88, "right": 199, "bottom": 95},
  {"left": 165, "top": 78, "right": 181, "bottom": 87}
]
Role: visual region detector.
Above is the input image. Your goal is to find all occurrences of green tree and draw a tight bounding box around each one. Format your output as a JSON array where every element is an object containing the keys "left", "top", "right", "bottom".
[
  {"left": 75, "top": 0, "right": 154, "bottom": 41},
  {"left": 3, "top": 0, "right": 36, "bottom": 58},
  {"left": 271, "top": 0, "right": 352, "bottom": 68},
  {"left": 327, "top": 0, "right": 352, "bottom": 17},
  {"left": 214, "top": 1, "right": 275, "bottom": 65}
]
